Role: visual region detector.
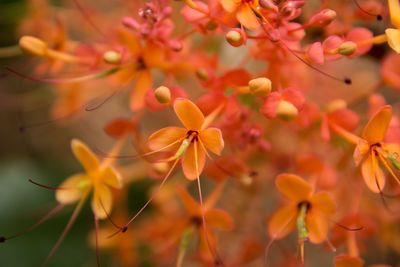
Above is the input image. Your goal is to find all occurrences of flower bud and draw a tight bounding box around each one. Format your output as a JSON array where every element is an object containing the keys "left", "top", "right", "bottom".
[
  {"left": 249, "top": 77, "right": 272, "bottom": 97},
  {"left": 19, "top": 36, "right": 47, "bottom": 56},
  {"left": 308, "top": 9, "right": 336, "bottom": 27},
  {"left": 196, "top": 68, "right": 209, "bottom": 81},
  {"left": 226, "top": 30, "right": 244, "bottom": 47},
  {"left": 326, "top": 99, "right": 347, "bottom": 113},
  {"left": 169, "top": 40, "right": 183, "bottom": 52},
  {"left": 276, "top": 100, "right": 298, "bottom": 121},
  {"left": 338, "top": 41, "right": 357, "bottom": 56},
  {"left": 103, "top": 51, "right": 121, "bottom": 64},
  {"left": 259, "top": 0, "right": 278, "bottom": 12},
  {"left": 154, "top": 86, "right": 171, "bottom": 104}
]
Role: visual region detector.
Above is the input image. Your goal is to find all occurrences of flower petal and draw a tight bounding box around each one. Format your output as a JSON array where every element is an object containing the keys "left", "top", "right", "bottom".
[
  {"left": 91, "top": 183, "right": 113, "bottom": 219},
  {"left": 205, "top": 209, "right": 233, "bottom": 230},
  {"left": 361, "top": 153, "right": 386, "bottom": 193},
  {"left": 100, "top": 166, "right": 123, "bottom": 189},
  {"left": 174, "top": 98, "right": 205, "bottom": 131},
  {"left": 353, "top": 139, "right": 369, "bottom": 166},
  {"left": 306, "top": 211, "right": 328, "bottom": 244},
  {"left": 362, "top": 105, "right": 392, "bottom": 143},
  {"left": 311, "top": 192, "right": 336, "bottom": 216},
  {"left": 56, "top": 174, "right": 90, "bottom": 204},
  {"left": 388, "top": 0, "right": 400, "bottom": 29},
  {"left": 176, "top": 184, "right": 201, "bottom": 216},
  {"left": 268, "top": 204, "right": 297, "bottom": 239},
  {"left": 71, "top": 139, "right": 100, "bottom": 173},
  {"left": 147, "top": 127, "right": 187, "bottom": 151},
  {"left": 237, "top": 5, "right": 260, "bottom": 30},
  {"left": 275, "top": 174, "right": 312, "bottom": 202},
  {"left": 182, "top": 141, "right": 206, "bottom": 180},
  {"left": 199, "top": 128, "right": 224, "bottom": 155},
  {"left": 220, "top": 0, "right": 238, "bottom": 12},
  {"left": 334, "top": 255, "right": 364, "bottom": 267},
  {"left": 130, "top": 70, "right": 153, "bottom": 111}
]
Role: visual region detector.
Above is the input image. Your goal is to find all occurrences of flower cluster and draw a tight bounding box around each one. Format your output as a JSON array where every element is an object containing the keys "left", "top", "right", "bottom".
[{"left": 1, "top": 0, "right": 400, "bottom": 266}]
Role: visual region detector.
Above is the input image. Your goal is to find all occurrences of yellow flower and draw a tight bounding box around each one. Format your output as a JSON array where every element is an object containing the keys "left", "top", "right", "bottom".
[{"left": 56, "top": 139, "right": 122, "bottom": 219}]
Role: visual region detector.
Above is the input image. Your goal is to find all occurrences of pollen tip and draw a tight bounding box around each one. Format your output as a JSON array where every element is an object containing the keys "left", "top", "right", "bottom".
[
  {"left": 344, "top": 77, "right": 352, "bottom": 85},
  {"left": 0, "top": 236, "right": 6, "bottom": 243},
  {"left": 377, "top": 14, "right": 382, "bottom": 21},
  {"left": 19, "top": 126, "right": 26, "bottom": 133},
  {"left": 121, "top": 226, "right": 128, "bottom": 233}
]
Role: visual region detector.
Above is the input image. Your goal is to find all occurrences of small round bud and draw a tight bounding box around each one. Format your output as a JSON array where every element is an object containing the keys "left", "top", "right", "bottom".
[
  {"left": 196, "top": 68, "right": 209, "bottom": 81},
  {"left": 226, "top": 30, "right": 244, "bottom": 47},
  {"left": 259, "top": 0, "right": 278, "bottom": 11},
  {"left": 326, "top": 99, "right": 347, "bottom": 113},
  {"left": 19, "top": 36, "right": 47, "bottom": 56},
  {"left": 169, "top": 40, "right": 183, "bottom": 52},
  {"left": 276, "top": 100, "right": 298, "bottom": 121},
  {"left": 249, "top": 77, "right": 272, "bottom": 97},
  {"left": 338, "top": 41, "right": 357, "bottom": 56},
  {"left": 308, "top": 9, "right": 336, "bottom": 27},
  {"left": 103, "top": 51, "right": 121, "bottom": 64},
  {"left": 154, "top": 86, "right": 171, "bottom": 104}
]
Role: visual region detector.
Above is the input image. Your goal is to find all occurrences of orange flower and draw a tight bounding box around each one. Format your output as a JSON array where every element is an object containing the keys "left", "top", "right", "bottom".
[
  {"left": 220, "top": 0, "right": 260, "bottom": 30},
  {"left": 56, "top": 139, "right": 122, "bottom": 219},
  {"left": 353, "top": 105, "right": 400, "bottom": 193},
  {"left": 175, "top": 184, "right": 233, "bottom": 261},
  {"left": 147, "top": 98, "right": 224, "bottom": 180},
  {"left": 267, "top": 174, "right": 336, "bottom": 264},
  {"left": 268, "top": 174, "right": 336, "bottom": 242}
]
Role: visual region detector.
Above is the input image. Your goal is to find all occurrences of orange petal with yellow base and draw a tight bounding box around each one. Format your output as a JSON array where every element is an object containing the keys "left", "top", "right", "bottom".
[
  {"left": 71, "top": 139, "right": 100, "bottom": 174},
  {"left": 268, "top": 204, "right": 297, "bottom": 239},
  {"left": 174, "top": 98, "right": 205, "bottom": 131},
  {"left": 147, "top": 127, "right": 187, "bottom": 151},
  {"left": 362, "top": 105, "right": 392, "bottom": 144},
  {"left": 199, "top": 128, "right": 224, "bottom": 155},
  {"left": 56, "top": 174, "right": 90, "bottom": 204},
  {"left": 275, "top": 174, "right": 312, "bottom": 202}
]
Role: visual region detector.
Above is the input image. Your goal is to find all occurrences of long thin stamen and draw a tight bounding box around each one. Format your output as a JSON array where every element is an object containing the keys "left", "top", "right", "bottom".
[
  {"left": 1, "top": 204, "right": 65, "bottom": 242},
  {"left": 93, "top": 214, "right": 101, "bottom": 267},
  {"left": 264, "top": 213, "right": 297, "bottom": 267},
  {"left": 194, "top": 141, "right": 223, "bottom": 266},
  {"left": 5, "top": 64, "right": 131, "bottom": 84},
  {"left": 29, "top": 179, "right": 72, "bottom": 190},
  {"left": 72, "top": 0, "right": 106, "bottom": 38},
  {"left": 97, "top": 196, "right": 122, "bottom": 230},
  {"left": 42, "top": 192, "right": 88, "bottom": 267},
  {"left": 108, "top": 158, "right": 180, "bottom": 238}
]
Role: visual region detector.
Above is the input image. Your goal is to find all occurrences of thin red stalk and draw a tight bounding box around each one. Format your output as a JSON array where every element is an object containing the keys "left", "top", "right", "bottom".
[
  {"left": 42, "top": 193, "right": 88, "bottom": 267},
  {"left": 29, "top": 179, "right": 71, "bottom": 190},
  {"left": 94, "top": 214, "right": 100, "bottom": 267},
  {"left": 109, "top": 158, "right": 180, "bottom": 238},
  {"left": 194, "top": 142, "right": 223, "bottom": 266},
  {"left": 2, "top": 204, "right": 65, "bottom": 241}
]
